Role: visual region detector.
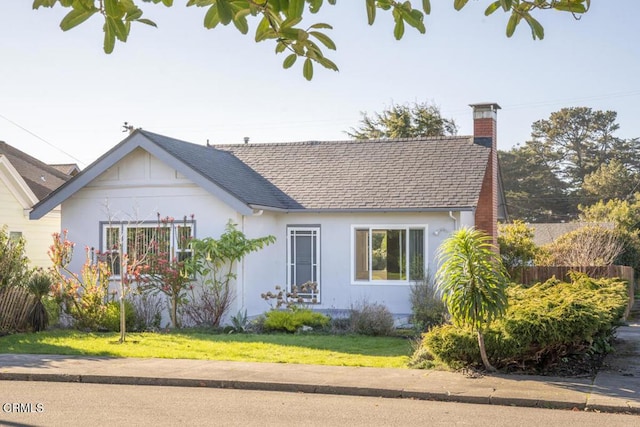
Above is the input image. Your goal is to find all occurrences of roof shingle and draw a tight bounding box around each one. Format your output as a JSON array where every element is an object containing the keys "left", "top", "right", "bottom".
[
  {"left": 0, "top": 141, "right": 71, "bottom": 200},
  {"left": 214, "top": 136, "right": 490, "bottom": 210}
]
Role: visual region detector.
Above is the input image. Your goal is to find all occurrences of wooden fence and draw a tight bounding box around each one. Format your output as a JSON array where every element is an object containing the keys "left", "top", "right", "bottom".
[
  {"left": 0, "top": 286, "right": 35, "bottom": 332},
  {"left": 519, "top": 265, "right": 635, "bottom": 320}
]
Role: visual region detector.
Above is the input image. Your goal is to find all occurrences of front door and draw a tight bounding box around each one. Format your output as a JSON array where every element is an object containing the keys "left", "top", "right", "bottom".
[{"left": 287, "top": 226, "right": 320, "bottom": 302}]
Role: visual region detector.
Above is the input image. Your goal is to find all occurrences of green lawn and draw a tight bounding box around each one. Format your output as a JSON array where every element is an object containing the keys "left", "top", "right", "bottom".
[{"left": 0, "top": 330, "right": 412, "bottom": 368}]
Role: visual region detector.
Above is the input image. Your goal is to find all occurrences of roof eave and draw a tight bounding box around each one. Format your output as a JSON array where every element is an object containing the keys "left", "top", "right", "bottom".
[
  {"left": 0, "top": 155, "right": 39, "bottom": 208},
  {"left": 30, "top": 131, "right": 254, "bottom": 219},
  {"left": 249, "top": 205, "right": 476, "bottom": 214}
]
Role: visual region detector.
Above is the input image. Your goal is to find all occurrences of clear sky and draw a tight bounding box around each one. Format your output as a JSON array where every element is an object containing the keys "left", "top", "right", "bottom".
[{"left": 1, "top": 1, "right": 639, "bottom": 168}]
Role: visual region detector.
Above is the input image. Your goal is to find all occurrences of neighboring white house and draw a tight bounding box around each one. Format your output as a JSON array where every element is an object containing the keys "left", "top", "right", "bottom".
[
  {"left": 0, "top": 141, "right": 72, "bottom": 268},
  {"left": 30, "top": 103, "right": 507, "bottom": 318}
]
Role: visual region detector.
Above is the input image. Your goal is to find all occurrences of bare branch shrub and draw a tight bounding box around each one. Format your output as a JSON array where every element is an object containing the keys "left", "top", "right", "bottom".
[
  {"left": 538, "top": 225, "right": 624, "bottom": 267},
  {"left": 129, "top": 290, "right": 163, "bottom": 331},
  {"left": 180, "top": 284, "right": 234, "bottom": 328}
]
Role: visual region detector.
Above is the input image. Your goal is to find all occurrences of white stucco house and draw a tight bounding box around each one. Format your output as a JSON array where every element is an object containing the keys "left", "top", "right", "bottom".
[
  {"left": 0, "top": 141, "right": 72, "bottom": 268},
  {"left": 30, "top": 103, "right": 507, "bottom": 319}
]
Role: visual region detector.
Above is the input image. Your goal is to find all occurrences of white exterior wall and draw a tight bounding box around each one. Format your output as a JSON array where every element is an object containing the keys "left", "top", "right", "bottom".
[
  {"left": 0, "top": 173, "right": 61, "bottom": 269},
  {"left": 58, "top": 147, "right": 477, "bottom": 321},
  {"left": 240, "top": 210, "right": 467, "bottom": 317},
  {"left": 60, "top": 148, "right": 240, "bottom": 288}
]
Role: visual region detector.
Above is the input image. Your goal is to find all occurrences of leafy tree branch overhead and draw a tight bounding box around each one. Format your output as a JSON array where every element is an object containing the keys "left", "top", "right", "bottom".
[{"left": 33, "top": 0, "right": 591, "bottom": 80}]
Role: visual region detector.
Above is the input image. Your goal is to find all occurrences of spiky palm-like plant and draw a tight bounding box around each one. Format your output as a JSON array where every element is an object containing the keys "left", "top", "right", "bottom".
[
  {"left": 435, "top": 227, "right": 509, "bottom": 371},
  {"left": 27, "top": 271, "right": 52, "bottom": 332}
]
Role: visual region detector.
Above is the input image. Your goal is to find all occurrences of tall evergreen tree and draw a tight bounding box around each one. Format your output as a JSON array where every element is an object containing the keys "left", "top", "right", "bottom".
[
  {"left": 528, "top": 107, "right": 620, "bottom": 189},
  {"left": 502, "top": 107, "right": 639, "bottom": 222},
  {"left": 347, "top": 102, "right": 457, "bottom": 139},
  {"left": 499, "top": 146, "right": 572, "bottom": 222}
]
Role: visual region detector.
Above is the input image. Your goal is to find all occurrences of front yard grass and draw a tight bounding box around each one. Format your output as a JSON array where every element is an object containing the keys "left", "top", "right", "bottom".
[{"left": 0, "top": 330, "right": 412, "bottom": 368}]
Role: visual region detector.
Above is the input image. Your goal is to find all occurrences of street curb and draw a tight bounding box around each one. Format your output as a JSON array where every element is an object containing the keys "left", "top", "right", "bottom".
[{"left": 1, "top": 372, "right": 618, "bottom": 413}]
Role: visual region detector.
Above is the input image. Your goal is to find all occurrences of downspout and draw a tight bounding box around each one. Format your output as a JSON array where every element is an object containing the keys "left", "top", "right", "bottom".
[
  {"left": 449, "top": 211, "right": 457, "bottom": 232},
  {"left": 240, "top": 214, "right": 246, "bottom": 311}
]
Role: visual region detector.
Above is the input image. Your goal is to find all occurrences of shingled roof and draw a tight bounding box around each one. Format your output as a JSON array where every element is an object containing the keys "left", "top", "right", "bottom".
[
  {"left": 215, "top": 136, "right": 491, "bottom": 211},
  {"left": 30, "top": 130, "right": 495, "bottom": 218},
  {"left": 0, "top": 141, "right": 71, "bottom": 200},
  {"left": 143, "top": 131, "right": 301, "bottom": 209}
]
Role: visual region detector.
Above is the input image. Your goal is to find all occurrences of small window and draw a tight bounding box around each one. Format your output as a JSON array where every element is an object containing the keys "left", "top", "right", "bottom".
[
  {"left": 352, "top": 225, "right": 426, "bottom": 283},
  {"left": 9, "top": 231, "right": 22, "bottom": 241}
]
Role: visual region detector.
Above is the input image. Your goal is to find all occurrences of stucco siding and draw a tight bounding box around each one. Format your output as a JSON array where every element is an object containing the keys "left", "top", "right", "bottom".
[
  {"left": 56, "top": 147, "right": 478, "bottom": 321},
  {"left": 240, "top": 211, "right": 466, "bottom": 317},
  {"left": 61, "top": 149, "right": 240, "bottom": 277}
]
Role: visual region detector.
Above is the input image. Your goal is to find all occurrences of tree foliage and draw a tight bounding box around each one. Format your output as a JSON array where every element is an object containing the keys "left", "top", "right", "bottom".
[
  {"left": 347, "top": 101, "right": 457, "bottom": 139},
  {"left": 499, "top": 145, "right": 571, "bottom": 222},
  {"left": 32, "top": 0, "right": 591, "bottom": 80},
  {"left": 528, "top": 107, "right": 621, "bottom": 190},
  {"left": 186, "top": 219, "right": 275, "bottom": 327},
  {"left": 0, "top": 226, "right": 31, "bottom": 290},
  {"left": 579, "top": 196, "right": 640, "bottom": 232},
  {"left": 582, "top": 159, "right": 640, "bottom": 203},
  {"left": 497, "top": 220, "right": 538, "bottom": 281},
  {"left": 435, "top": 227, "right": 509, "bottom": 371},
  {"left": 501, "top": 107, "right": 639, "bottom": 222}
]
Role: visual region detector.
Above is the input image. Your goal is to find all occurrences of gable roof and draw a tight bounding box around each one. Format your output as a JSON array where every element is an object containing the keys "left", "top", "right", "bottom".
[
  {"left": 50, "top": 163, "right": 80, "bottom": 176},
  {"left": 30, "top": 130, "right": 299, "bottom": 219},
  {"left": 144, "top": 131, "right": 301, "bottom": 210},
  {"left": 30, "top": 130, "right": 494, "bottom": 219},
  {"left": 0, "top": 141, "right": 71, "bottom": 201},
  {"left": 215, "top": 136, "right": 491, "bottom": 211}
]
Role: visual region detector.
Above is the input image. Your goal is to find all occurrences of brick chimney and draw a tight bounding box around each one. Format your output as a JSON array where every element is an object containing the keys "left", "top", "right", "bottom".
[{"left": 470, "top": 103, "right": 500, "bottom": 246}]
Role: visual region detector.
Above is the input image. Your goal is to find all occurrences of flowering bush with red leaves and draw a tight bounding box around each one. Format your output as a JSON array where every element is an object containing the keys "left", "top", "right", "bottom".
[
  {"left": 49, "top": 230, "right": 111, "bottom": 330},
  {"left": 137, "top": 215, "right": 194, "bottom": 328}
]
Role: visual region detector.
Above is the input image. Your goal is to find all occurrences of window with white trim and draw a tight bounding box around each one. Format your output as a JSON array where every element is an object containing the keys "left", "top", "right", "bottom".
[
  {"left": 101, "top": 221, "right": 194, "bottom": 276},
  {"left": 287, "top": 226, "right": 320, "bottom": 302},
  {"left": 353, "top": 225, "right": 426, "bottom": 283}
]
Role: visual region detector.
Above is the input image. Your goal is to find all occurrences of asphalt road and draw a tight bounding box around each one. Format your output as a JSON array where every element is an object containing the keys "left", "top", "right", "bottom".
[{"left": 1, "top": 381, "right": 638, "bottom": 427}]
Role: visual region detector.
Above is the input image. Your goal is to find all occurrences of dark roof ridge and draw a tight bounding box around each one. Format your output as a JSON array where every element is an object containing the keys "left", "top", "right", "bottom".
[
  {"left": 137, "top": 129, "right": 216, "bottom": 151},
  {"left": 215, "top": 134, "right": 472, "bottom": 148}
]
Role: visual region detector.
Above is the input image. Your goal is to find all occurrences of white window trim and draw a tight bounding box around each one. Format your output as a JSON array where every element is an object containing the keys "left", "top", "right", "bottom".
[
  {"left": 350, "top": 224, "right": 428, "bottom": 286},
  {"left": 100, "top": 221, "right": 195, "bottom": 278},
  {"left": 286, "top": 226, "right": 321, "bottom": 303}
]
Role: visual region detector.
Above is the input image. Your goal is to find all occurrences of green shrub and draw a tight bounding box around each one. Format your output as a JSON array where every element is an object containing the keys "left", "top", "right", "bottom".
[
  {"left": 411, "top": 275, "right": 628, "bottom": 370},
  {"left": 329, "top": 316, "right": 352, "bottom": 334},
  {"left": 349, "top": 302, "right": 395, "bottom": 336},
  {"left": 102, "top": 300, "right": 136, "bottom": 332},
  {"left": 42, "top": 297, "right": 61, "bottom": 327},
  {"left": 263, "top": 309, "right": 329, "bottom": 333},
  {"left": 410, "top": 277, "right": 448, "bottom": 331},
  {"left": 0, "top": 226, "right": 31, "bottom": 290}
]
